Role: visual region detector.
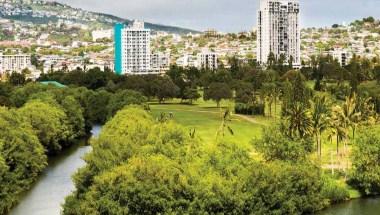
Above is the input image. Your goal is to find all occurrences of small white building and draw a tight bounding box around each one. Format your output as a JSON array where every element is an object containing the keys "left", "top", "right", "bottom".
[
  {"left": 331, "top": 49, "right": 352, "bottom": 67},
  {"left": 176, "top": 54, "right": 199, "bottom": 68},
  {"left": 92, "top": 29, "right": 113, "bottom": 42},
  {"left": 151, "top": 52, "right": 170, "bottom": 73}
]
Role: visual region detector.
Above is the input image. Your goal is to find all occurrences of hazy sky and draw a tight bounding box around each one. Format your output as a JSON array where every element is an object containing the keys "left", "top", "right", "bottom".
[{"left": 54, "top": 0, "right": 380, "bottom": 32}]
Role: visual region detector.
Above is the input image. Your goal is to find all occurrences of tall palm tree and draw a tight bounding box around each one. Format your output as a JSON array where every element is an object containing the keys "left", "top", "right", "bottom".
[
  {"left": 341, "top": 93, "right": 361, "bottom": 146},
  {"left": 310, "top": 95, "right": 331, "bottom": 158},
  {"left": 283, "top": 102, "right": 312, "bottom": 139},
  {"left": 328, "top": 107, "right": 349, "bottom": 155}
]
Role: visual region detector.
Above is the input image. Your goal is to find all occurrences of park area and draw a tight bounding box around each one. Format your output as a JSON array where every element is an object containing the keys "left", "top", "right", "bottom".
[
  {"left": 150, "top": 99, "right": 272, "bottom": 147},
  {"left": 149, "top": 98, "right": 371, "bottom": 199}
]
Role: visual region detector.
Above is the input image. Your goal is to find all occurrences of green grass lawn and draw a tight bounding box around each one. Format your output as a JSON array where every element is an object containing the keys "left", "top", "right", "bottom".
[
  {"left": 149, "top": 98, "right": 347, "bottom": 165},
  {"left": 149, "top": 99, "right": 269, "bottom": 147}
]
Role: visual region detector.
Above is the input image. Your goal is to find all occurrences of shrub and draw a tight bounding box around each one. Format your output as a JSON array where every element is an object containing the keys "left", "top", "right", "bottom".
[
  {"left": 321, "top": 176, "right": 350, "bottom": 204},
  {"left": 349, "top": 128, "right": 380, "bottom": 195}
]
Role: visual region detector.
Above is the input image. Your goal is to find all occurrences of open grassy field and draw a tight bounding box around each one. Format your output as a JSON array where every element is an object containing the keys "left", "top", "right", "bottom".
[{"left": 149, "top": 99, "right": 274, "bottom": 147}]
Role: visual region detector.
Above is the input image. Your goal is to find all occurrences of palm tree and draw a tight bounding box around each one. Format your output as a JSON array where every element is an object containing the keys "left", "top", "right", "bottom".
[
  {"left": 310, "top": 95, "right": 331, "bottom": 158},
  {"left": 216, "top": 109, "right": 234, "bottom": 138},
  {"left": 328, "top": 107, "right": 349, "bottom": 155},
  {"left": 340, "top": 93, "right": 361, "bottom": 146},
  {"left": 282, "top": 102, "right": 312, "bottom": 138},
  {"left": 262, "top": 83, "right": 276, "bottom": 117}
]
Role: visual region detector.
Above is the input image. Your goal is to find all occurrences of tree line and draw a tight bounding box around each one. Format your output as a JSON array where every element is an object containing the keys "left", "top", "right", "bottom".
[{"left": 32, "top": 54, "right": 380, "bottom": 115}]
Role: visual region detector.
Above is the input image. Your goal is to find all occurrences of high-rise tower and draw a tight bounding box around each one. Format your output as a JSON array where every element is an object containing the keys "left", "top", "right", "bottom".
[
  {"left": 257, "top": 0, "right": 300, "bottom": 68},
  {"left": 114, "top": 20, "right": 152, "bottom": 75}
]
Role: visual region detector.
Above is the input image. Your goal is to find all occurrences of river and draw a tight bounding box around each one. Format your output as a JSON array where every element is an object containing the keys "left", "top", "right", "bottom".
[
  {"left": 10, "top": 126, "right": 102, "bottom": 215},
  {"left": 318, "top": 198, "right": 380, "bottom": 215}
]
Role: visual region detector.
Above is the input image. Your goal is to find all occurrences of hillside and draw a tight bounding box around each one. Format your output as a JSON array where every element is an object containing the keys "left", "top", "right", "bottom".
[{"left": 0, "top": 0, "right": 199, "bottom": 34}]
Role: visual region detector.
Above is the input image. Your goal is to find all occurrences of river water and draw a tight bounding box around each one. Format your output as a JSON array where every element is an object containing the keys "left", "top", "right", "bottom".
[
  {"left": 318, "top": 198, "right": 380, "bottom": 215},
  {"left": 10, "top": 126, "right": 102, "bottom": 215},
  {"left": 9, "top": 125, "right": 380, "bottom": 215}
]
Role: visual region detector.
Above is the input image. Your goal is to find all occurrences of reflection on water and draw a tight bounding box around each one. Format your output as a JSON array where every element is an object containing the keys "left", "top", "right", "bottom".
[
  {"left": 10, "top": 126, "right": 101, "bottom": 215},
  {"left": 318, "top": 198, "right": 380, "bottom": 215}
]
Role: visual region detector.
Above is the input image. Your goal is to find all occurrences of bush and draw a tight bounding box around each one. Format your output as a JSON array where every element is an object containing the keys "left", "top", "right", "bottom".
[
  {"left": 321, "top": 176, "right": 350, "bottom": 204},
  {"left": 235, "top": 103, "right": 264, "bottom": 116},
  {"left": 349, "top": 128, "right": 380, "bottom": 195},
  {"left": 252, "top": 125, "right": 313, "bottom": 162}
]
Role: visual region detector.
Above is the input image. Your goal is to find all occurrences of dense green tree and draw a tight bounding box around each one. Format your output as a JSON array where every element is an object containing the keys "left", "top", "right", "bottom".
[
  {"left": 83, "top": 68, "right": 110, "bottom": 90},
  {"left": 253, "top": 125, "right": 313, "bottom": 162},
  {"left": 0, "top": 107, "right": 47, "bottom": 214},
  {"left": 18, "top": 100, "right": 70, "bottom": 154},
  {"left": 8, "top": 72, "right": 27, "bottom": 86},
  {"left": 282, "top": 71, "right": 313, "bottom": 113},
  {"left": 107, "top": 90, "right": 147, "bottom": 118},
  {"left": 282, "top": 102, "right": 312, "bottom": 138},
  {"left": 59, "top": 96, "right": 86, "bottom": 142},
  {"left": 0, "top": 82, "right": 12, "bottom": 106},
  {"left": 182, "top": 87, "right": 201, "bottom": 104},
  {"left": 350, "top": 129, "right": 380, "bottom": 195},
  {"left": 204, "top": 82, "right": 232, "bottom": 107},
  {"left": 152, "top": 76, "right": 180, "bottom": 103},
  {"left": 243, "top": 161, "right": 326, "bottom": 215}
]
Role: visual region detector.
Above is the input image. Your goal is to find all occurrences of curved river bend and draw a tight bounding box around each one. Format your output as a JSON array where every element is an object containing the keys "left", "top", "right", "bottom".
[
  {"left": 10, "top": 126, "right": 102, "bottom": 215},
  {"left": 9, "top": 125, "right": 380, "bottom": 215}
]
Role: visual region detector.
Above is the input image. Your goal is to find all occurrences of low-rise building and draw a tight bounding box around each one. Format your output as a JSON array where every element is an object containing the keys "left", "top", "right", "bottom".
[
  {"left": 197, "top": 52, "right": 218, "bottom": 70},
  {"left": 151, "top": 52, "right": 170, "bottom": 73},
  {"left": 0, "top": 53, "right": 31, "bottom": 74},
  {"left": 92, "top": 29, "right": 113, "bottom": 42},
  {"left": 176, "top": 54, "right": 199, "bottom": 68},
  {"left": 331, "top": 49, "right": 352, "bottom": 67}
]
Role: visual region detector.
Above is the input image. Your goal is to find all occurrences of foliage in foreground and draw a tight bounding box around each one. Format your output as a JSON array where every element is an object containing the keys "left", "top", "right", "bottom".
[
  {"left": 63, "top": 107, "right": 348, "bottom": 215},
  {"left": 0, "top": 107, "right": 47, "bottom": 214},
  {"left": 0, "top": 83, "right": 148, "bottom": 213},
  {"left": 350, "top": 128, "right": 380, "bottom": 195}
]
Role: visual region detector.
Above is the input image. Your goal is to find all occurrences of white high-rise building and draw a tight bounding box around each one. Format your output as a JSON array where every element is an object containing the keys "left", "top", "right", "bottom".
[
  {"left": 257, "top": 0, "right": 300, "bottom": 68},
  {"left": 114, "top": 20, "right": 152, "bottom": 75}
]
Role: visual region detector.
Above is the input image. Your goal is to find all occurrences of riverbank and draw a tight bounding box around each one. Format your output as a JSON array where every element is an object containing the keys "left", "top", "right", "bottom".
[{"left": 10, "top": 126, "right": 101, "bottom": 215}]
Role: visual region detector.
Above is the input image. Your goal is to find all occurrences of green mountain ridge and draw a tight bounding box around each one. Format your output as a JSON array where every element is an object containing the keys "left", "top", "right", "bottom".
[{"left": 0, "top": 0, "right": 200, "bottom": 34}]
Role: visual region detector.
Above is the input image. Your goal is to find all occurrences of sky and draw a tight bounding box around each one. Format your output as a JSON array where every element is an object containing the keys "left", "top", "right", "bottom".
[{"left": 53, "top": 0, "right": 380, "bottom": 32}]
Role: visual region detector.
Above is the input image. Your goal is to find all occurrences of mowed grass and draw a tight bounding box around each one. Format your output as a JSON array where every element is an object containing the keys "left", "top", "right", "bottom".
[{"left": 149, "top": 99, "right": 269, "bottom": 146}]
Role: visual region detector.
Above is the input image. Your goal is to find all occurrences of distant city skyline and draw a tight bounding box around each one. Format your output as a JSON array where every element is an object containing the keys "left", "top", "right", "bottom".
[{"left": 52, "top": 0, "right": 380, "bottom": 32}]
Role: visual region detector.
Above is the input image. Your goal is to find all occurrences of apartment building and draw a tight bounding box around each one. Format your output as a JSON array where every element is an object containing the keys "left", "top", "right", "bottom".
[
  {"left": 257, "top": 0, "right": 301, "bottom": 68},
  {"left": 114, "top": 20, "right": 153, "bottom": 75}
]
